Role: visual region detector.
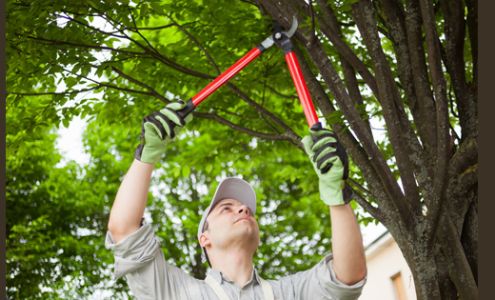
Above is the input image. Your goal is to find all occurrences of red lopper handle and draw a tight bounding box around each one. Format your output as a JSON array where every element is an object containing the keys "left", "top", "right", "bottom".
[
  {"left": 284, "top": 51, "right": 319, "bottom": 128},
  {"left": 191, "top": 47, "right": 263, "bottom": 107}
]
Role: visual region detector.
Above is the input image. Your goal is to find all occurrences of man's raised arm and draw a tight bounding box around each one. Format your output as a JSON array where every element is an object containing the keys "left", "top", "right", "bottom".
[
  {"left": 107, "top": 101, "right": 193, "bottom": 243},
  {"left": 107, "top": 160, "right": 154, "bottom": 243},
  {"left": 302, "top": 127, "right": 367, "bottom": 285},
  {"left": 329, "top": 204, "right": 366, "bottom": 285}
]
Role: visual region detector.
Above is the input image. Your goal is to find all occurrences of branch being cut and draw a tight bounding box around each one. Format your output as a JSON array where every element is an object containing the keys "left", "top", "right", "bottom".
[
  {"left": 31, "top": 14, "right": 301, "bottom": 146},
  {"left": 226, "top": 83, "right": 300, "bottom": 145},
  {"left": 259, "top": 82, "right": 299, "bottom": 100},
  {"left": 194, "top": 112, "right": 296, "bottom": 144}
]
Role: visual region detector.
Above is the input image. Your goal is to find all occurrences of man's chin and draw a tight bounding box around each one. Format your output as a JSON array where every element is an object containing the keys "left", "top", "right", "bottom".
[{"left": 231, "top": 226, "right": 259, "bottom": 240}]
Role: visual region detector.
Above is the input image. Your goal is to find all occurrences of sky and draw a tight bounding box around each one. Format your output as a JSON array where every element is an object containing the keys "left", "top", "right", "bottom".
[{"left": 56, "top": 116, "right": 90, "bottom": 166}]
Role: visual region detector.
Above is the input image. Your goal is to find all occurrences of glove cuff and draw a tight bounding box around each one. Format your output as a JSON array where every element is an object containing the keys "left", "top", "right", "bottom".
[
  {"left": 134, "top": 143, "right": 145, "bottom": 161},
  {"left": 135, "top": 144, "right": 161, "bottom": 164},
  {"left": 342, "top": 184, "right": 354, "bottom": 204},
  {"left": 319, "top": 179, "right": 353, "bottom": 206}
]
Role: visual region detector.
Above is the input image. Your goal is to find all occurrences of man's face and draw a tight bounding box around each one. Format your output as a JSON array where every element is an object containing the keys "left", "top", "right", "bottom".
[{"left": 201, "top": 198, "right": 260, "bottom": 252}]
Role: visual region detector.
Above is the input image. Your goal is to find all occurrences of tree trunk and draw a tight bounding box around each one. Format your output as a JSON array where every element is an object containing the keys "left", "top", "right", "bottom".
[{"left": 390, "top": 202, "right": 478, "bottom": 300}]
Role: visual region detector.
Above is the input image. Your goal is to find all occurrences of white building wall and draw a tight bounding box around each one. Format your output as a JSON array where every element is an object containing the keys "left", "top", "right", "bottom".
[{"left": 359, "top": 233, "right": 417, "bottom": 300}]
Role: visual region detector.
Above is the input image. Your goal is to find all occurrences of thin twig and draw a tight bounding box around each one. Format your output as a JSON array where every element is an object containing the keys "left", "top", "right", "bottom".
[
  {"left": 194, "top": 111, "right": 295, "bottom": 143},
  {"left": 110, "top": 66, "right": 169, "bottom": 103},
  {"left": 9, "top": 87, "right": 100, "bottom": 96}
]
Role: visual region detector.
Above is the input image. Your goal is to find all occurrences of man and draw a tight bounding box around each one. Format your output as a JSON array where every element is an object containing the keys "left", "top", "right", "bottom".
[{"left": 106, "top": 101, "right": 367, "bottom": 299}]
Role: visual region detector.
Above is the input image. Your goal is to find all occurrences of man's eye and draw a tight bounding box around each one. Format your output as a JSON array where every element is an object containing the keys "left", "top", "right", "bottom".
[{"left": 222, "top": 207, "right": 230, "bottom": 212}]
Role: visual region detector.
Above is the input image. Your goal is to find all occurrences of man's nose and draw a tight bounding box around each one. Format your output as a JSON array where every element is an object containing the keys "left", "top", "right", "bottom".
[{"left": 238, "top": 205, "right": 250, "bottom": 215}]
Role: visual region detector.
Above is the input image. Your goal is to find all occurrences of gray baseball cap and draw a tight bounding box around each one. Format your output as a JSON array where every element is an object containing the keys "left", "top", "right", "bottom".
[{"left": 197, "top": 177, "right": 257, "bottom": 242}]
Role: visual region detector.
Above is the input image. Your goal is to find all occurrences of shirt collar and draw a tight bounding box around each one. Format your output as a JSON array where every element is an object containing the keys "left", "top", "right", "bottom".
[{"left": 207, "top": 266, "right": 262, "bottom": 287}]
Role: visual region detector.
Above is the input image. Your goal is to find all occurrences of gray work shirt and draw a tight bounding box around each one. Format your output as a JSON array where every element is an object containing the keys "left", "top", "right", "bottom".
[{"left": 106, "top": 224, "right": 365, "bottom": 300}]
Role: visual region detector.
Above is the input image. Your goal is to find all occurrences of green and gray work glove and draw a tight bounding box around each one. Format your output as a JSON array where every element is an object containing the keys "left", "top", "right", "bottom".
[
  {"left": 135, "top": 101, "right": 193, "bottom": 164},
  {"left": 302, "top": 127, "right": 353, "bottom": 206}
]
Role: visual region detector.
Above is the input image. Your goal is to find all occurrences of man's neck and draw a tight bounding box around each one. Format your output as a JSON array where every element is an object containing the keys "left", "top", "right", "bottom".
[{"left": 210, "top": 248, "right": 255, "bottom": 287}]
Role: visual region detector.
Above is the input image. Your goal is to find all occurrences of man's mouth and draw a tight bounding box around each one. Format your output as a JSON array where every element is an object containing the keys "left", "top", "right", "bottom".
[{"left": 235, "top": 217, "right": 251, "bottom": 223}]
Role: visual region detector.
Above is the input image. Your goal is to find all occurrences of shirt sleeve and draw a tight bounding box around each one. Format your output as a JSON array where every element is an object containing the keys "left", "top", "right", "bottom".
[
  {"left": 105, "top": 224, "right": 200, "bottom": 300},
  {"left": 272, "top": 254, "right": 366, "bottom": 300}
]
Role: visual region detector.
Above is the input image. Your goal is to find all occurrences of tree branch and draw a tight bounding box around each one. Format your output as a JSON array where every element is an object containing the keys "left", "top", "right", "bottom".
[
  {"left": 418, "top": 0, "right": 452, "bottom": 242},
  {"left": 352, "top": 0, "right": 421, "bottom": 212},
  {"left": 436, "top": 215, "right": 479, "bottom": 299},
  {"left": 128, "top": 8, "right": 166, "bottom": 59},
  {"left": 194, "top": 112, "right": 296, "bottom": 143},
  {"left": 347, "top": 177, "right": 388, "bottom": 223},
  {"left": 439, "top": 0, "right": 477, "bottom": 139},
  {"left": 167, "top": 16, "right": 221, "bottom": 74},
  {"left": 446, "top": 163, "right": 477, "bottom": 236},
  {"left": 93, "top": 12, "right": 213, "bottom": 80},
  {"left": 350, "top": 185, "right": 386, "bottom": 224},
  {"left": 314, "top": 0, "right": 380, "bottom": 97},
  {"left": 9, "top": 87, "right": 100, "bottom": 96},
  {"left": 62, "top": 67, "right": 159, "bottom": 98},
  {"left": 376, "top": 0, "right": 422, "bottom": 134},
  {"left": 257, "top": 81, "right": 299, "bottom": 100},
  {"left": 403, "top": 0, "right": 438, "bottom": 163},
  {"left": 135, "top": 23, "right": 183, "bottom": 30},
  {"left": 56, "top": 13, "right": 127, "bottom": 39},
  {"left": 465, "top": 0, "right": 477, "bottom": 86},
  {"left": 313, "top": 0, "right": 372, "bottom": 135},
  {"left": 225, "top": 83, "right": 300, "bottom": 145},
  {"left": 110, "top": 66, "right": 169, "bottom": 103},
  {"left": 24, "top": 35, "right": 148, "bottom": 57},
  {"left": 377, "top": 0, "right": 440, "bottom": 211},
  {"left": 448, "top": 136, "right": 477, "bottom": 178}
]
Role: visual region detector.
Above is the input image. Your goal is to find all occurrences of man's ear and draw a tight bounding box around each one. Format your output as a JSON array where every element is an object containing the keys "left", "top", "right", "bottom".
[{"left": 199, "top": 232, "right": 211, "bottom": 248}]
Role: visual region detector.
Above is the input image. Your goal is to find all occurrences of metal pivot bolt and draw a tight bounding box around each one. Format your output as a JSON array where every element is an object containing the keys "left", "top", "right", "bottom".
[{"left": 274, "top": 32, "right": 282, "bottom": 40}]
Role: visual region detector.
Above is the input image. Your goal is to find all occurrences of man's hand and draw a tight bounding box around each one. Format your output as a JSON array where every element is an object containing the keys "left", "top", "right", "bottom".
[
  {"left": 302, "top": 127, "right": 352, "bottom": 206},
  {"left": 134, "top": 101, "right": 193, "bottom": 164}
]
